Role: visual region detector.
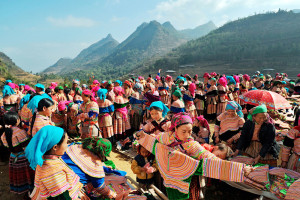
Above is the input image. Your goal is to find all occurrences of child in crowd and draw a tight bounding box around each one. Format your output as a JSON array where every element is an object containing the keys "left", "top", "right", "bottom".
[
  {"left": 192, "top": 115, "right": 210, "bottom": 144},
  {"left": 131, "top": 145, "right": 157, "bottom": 190}
]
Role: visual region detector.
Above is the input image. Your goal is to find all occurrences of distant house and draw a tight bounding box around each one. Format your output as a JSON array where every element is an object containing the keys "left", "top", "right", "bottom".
[
  {"left": 166, "top": 70, "right": 176, "bottom": 73},
  {"left": 179, "top": 64, "right": 195, "bottom": 68}
]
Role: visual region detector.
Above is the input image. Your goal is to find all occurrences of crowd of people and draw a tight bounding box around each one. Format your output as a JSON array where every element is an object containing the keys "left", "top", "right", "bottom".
[{"left": 0, "top": 69, "right": 300, "bottom": 200}]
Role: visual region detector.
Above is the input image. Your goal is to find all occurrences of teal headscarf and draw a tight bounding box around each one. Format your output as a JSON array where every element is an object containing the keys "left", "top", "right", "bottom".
[
  {"left": 5, "top": 80, "right": 12, "bottom": 84},
  {"left": 19, "top": 94, "right": 31, "bottom": 110},
  {"left": 35, "top": 83, "right": 45, "bottom": 91},
  {"left": 115, "top": 80, "right": 123, "bottom": 86},
  {"left": 247, "top": 104, "right": 267, "bottom": 121},
  {"left": 226, "top": 101, "right": 243, "bottom": 118},
  {"left": 147, "top": 101, "right": 170, "bottom": 118},
  {"left": 97, "top": 88, "right": 108, "bottom": 101},
  {"left": 2, "top": 85, "right": 15, "bottom": 96},
  {"left": 27, "top": 93, "right": 52, "bottom": 114},
  {"left": 25, "top": 125, "right": 64, "bottom": 170}
]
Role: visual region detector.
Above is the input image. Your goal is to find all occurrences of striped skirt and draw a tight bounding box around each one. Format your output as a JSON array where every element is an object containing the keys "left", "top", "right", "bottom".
[
  {"left": 9, "top": 153, "right": 34, "bottom": 194},
  {"left": 113, "top": 112, "right": 131, "bottom": 135},
  {"left": 244, "top": 141, "right": 277, "bottom": 167},
  {"left": 287, "top": 153, "right": 300, "bottom": 173}
]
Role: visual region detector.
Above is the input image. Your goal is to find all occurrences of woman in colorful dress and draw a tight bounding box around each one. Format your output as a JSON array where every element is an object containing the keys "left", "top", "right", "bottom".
[
  {"left": 123, "top": 80, "right": 134, "bottom": 100},
  {"left": 170, "top": 89, "right": 185, "bottom": 114},
  {"left": 183, "top": 83, "right": 197, "bottom": 119},
  {"left": 78, "top": 89, "right": 99, "bottom": 139},
  {"left": 130, "top": 83, "right": 145, "bottom": 132},
  {"left": 2, "top": 83, "right": 19, "bottom": 113},
  {"left": 205, "top": 78, "right": 218, "bottom": 121},
  {"left": 136, "top": 112, "right": 252, "bottom": 200},
  {"left": 97, "top": 89, "right": 115, "bottom": 142},
  {"left": 113, "top": 86, "right": 131, "bottom": 140},
  {"left": 29, "top": 97, "right": 55, "bottom": 137},
  {"left": 192, "top": 115, "right": 210, "bottom": 144},
  {"left": 214, "top": 101, "right": 245, "bottom": 148},
  {"left": 66, "top": 102, "right": 80, "bottom": 138},
  {"left": 240, "top": 74, "right": 250, "bottom": 107},
  {"left": 216, "top": 77, "right": 228, "bottom": 115},
  {"left": 143, "top": 101, "right": 170, "bottom": 136},
  {"left": 25, "top": 125, "right": 89, "bottom": 200},
  {"left": 281, "top": 126, "right": 300, "bottom": 172},
  {"left": 73, "top": 87, "right": 83, "bottom": 105},
  {"left": 157, "top": 77, "right": 170, "bottom": 105},
  {"left": 19, "top": 93, "right": 33, "bottom": 132},
  {"left": 233, "top": 75, "right": 240, "bottom": 102},
  {"left": 1, "top": 112, "right": 34, "bottom": 199},
  {"left": 62, "top": 138, "right": 127, "bottom": 199},
  {"left": 234, "top": 105, "right": 280, "bottom": 166},
  {"left": 194, "top": 82, "right": 205, "bottom": 116}
]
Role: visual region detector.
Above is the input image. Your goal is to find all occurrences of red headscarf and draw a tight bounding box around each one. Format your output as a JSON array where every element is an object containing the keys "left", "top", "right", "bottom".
[{"left": 196, "top": 115, "right": 210, "bottom": 134}]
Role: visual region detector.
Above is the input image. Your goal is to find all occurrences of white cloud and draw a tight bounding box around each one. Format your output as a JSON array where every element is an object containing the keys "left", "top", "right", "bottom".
[
  {"left": 151, "top": 0, "right": 300, "bottom": 28},
  {"left": 46, "top": 15, "right": 96, "bottom": 27},
  {"left": 111, "top": 16, "right": 125, "bottom": 22}
]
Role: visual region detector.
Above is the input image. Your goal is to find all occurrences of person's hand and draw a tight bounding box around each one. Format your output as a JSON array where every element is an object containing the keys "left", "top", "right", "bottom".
[
  {"left": 79, "top": 191, "right": 90, "bottom": 200},
  {"left": 233, "top": 150, "right": 239, "bottom": 157},
  {"left": 108, "top": 190, "right": 117, "bottom": 199},
  {"left": 253, "top": 156, "right": 261, "bottom": 165},
  {"left": 215, "top": 136, "right": 220, "bottom": 144},
  {"left": 281, "top": 161, "right": 287, "bottom": 168},
  {"left": 135, "top": 130, "right": 145, "bottom": 139},
  {"left": 227, "top": 138, "right": 234, "bottom": 145},
  {"left": 243, "top": 165, "right": 254, "bottom": 177}
]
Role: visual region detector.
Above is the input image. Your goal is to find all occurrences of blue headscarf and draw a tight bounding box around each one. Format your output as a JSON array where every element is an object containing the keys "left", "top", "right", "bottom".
[
  {"left": 19, "top": 84, "right": 25, "bottom": 86},
  {"left": 134, "top": 83, "right": 144, "bottom": 94},
  {"left": 147, "top": 101, "right": 170, "bottom": 118},
  {"left": 25, "top": 125, "right": 64, "bottom": 170},
  {"left": 35, "top": 83, "right": 45, "bottom": 91},
  {"left": 115, "top": 80, "right": 123, "bottom": 86},
  {"left": 2, "top": 85, "right": 15, "bottom": 96},
  {"left": 5, "top": 80, "right": 12, "bottom": 84},
  {"left": 175, "top": 76, "right": 186, "bottom": 84},
  {"left": 226, "top": 76, "right": 236, "bottom": 85},
  {"left": 226, "top": 101, "right": 243, "bottom": 118},
  {"left": 97, "top": 88, "right": 108, "bottom": 101},
  {"left": 19, "top": 94, "right": 31, "bottom": 110},
  {"left": 27, "top": 93, "right": 52, "bottom": 114}
]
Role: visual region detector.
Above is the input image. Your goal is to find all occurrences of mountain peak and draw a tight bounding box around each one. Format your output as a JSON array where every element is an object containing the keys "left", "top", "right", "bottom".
[{"left": 106, "top": 33, "right": 113, "bottom": 39}]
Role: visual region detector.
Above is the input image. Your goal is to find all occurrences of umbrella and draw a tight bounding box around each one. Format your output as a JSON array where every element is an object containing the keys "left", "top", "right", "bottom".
[{"left": 240, "top": 90, "right": 291, "bottom": 110}]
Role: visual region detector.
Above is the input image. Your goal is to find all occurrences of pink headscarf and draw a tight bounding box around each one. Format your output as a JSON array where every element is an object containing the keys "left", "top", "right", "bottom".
[
  {"left": 49, "top": 82, "right": 58, "bottom": 89},
  {"left": 169, "top": 112, "right": 193, "bottom": 131},
  {"left": 58, "top": 101, "right": 72, "bottom": 111},
  {"left": 297, "top": 73, "right": 300, "bottom": 78},
  {"left": 243, "top": 74, "right": 250, "bottom": 81},
  {"left": 93, "top": 80, "right": 100, "bottom": 85},
  {"left": 210, "top": 72, "right": 217, "bottom": 77},
  {"left": 91, "top": 86, "right": 100, "bottom": 96},
  {"left": 196, "top": 115, "right": 210, "bottom": 134},
  {"left": 189, "top": 83, "right": 196, "bottom": 97},
  {"left": 113, "top": 86, "right": 124, "bottom": 96},
  {"left": 7, "top": 82, "right": 15, "bottom": 89},
  {"left": 83, "top": 89, "right": 96, "bottom": 102},
  {"left": 233, "top": 75, "right": 240, "bottom": 83},
  {"left": 166, "top": 75, "right": 172, "bottom": 81},
  {"left": 203, "top": 72, "right": 210, "bottom": 78},
  {"left": 138, "top": 76, "right": 144, "bottom": 80},
  {"left": 219, "top": 77, "right": 227, "bottom": 87},
  {"left": 155, "top": 75, "right": 160, "bottom": 80}
]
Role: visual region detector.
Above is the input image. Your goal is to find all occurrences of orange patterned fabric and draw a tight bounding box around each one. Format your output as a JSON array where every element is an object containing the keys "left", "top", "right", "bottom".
[
  {"left": 66, "top": 144, "right": 105, "bottom": 178},
  {"left": 1, "top": 126, "right": 29, "bottom": 147},
  {"left": 33, "top": 157, "right": 82, "bottom": 200}
]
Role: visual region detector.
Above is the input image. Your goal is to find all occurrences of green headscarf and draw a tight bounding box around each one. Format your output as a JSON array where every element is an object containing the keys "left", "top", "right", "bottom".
[
  {"left": 173, "top": 89, "right": 182, "bottom": 100},
  {"left": 247, "top": 104, "right": 267, "bottom": 120},
  {"left": 82, "top": 137, "right": 115, "bottom": 169}
]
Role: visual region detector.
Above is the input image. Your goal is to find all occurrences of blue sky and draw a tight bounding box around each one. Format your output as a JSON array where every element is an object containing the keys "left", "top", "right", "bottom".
[{"left": 1, "top": 0, "right": 300, "bottom": 73}]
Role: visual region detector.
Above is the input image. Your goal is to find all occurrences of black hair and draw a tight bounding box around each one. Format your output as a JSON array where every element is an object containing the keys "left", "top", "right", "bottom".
[
  {"left": 30, "top": 98, "right": 54, "bottom": 135},
  {"left": 44, "top": 132, "right": 66, "bottom": 155},
  {"left": 150, "top": 106, "right": 163, "bottom": 112},
  {"left": 45, "top": 88, "right": 52, "bottom": 95},
  {"left": 215, "top": 143, "right": 233, "bottom": 159},
  {"left": 64, "top": 88, "right": 71, "bottom": 101},
  {"left": 27, "top": 90, "right": 34, "bottom": 95},
  {"left": 3, "top": 112, "right": 19, "bottom": 151},
  {"left": 161, "top": 76, "right": 166, "bottom": 86},
  {"left": 54, "top": 87, "right": 59, "bottom": 93}
]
